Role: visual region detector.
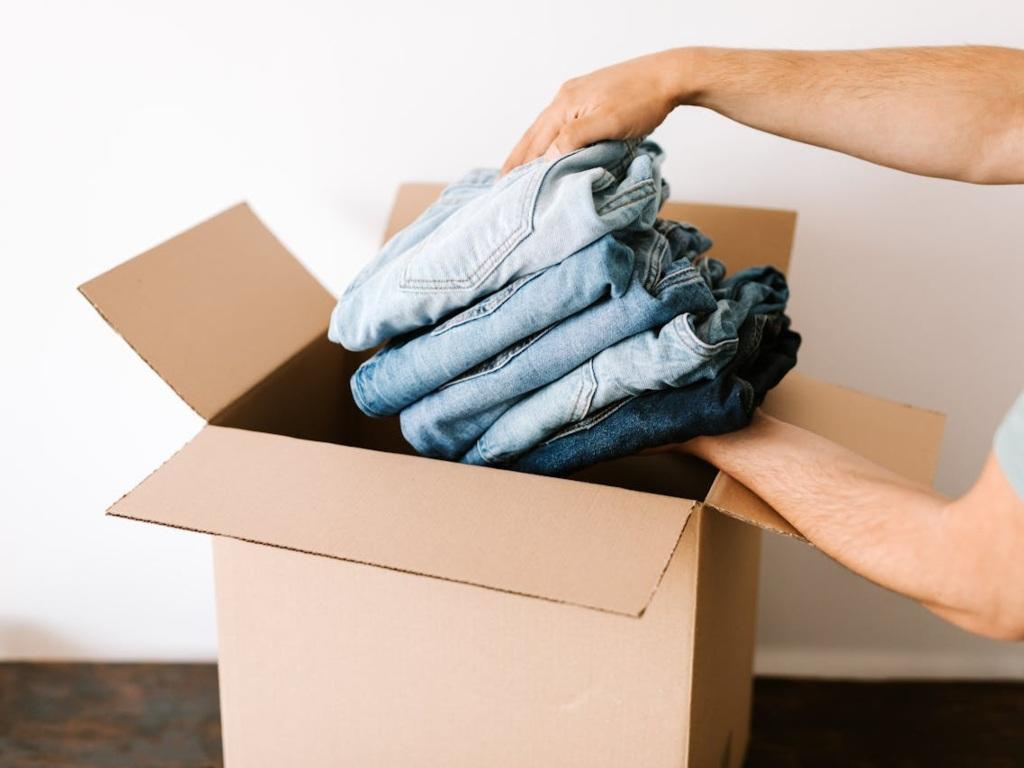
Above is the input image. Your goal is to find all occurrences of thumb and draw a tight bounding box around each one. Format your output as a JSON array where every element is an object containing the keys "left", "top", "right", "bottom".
[{"left": 543, "top": 113, "right": 611, "bottom": 160}]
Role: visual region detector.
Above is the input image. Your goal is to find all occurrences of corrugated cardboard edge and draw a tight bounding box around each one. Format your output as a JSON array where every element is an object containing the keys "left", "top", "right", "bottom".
[
  {"left": 684, "top": 505, "right": 763, "bottom": 767},
  {"left": 78, "top": 281, "right": 206, "bottom": 421},
  {"left": 108, "top": 501, "right": 697, "bottom": 620},
  {"left": 77, "top": 202, "right": 255, "bottom": 422},
  {"left": 105, "top": 429, "right": 700, "bottom": 619},
  {"left": 636, "top": 500, "right": 701, "bottom": 617},
  {"left": 78, "top": 201, "right": 336, "bottom": 421},
  {"left": 704, "top": 476, "right": 805, "bottom": 541}
]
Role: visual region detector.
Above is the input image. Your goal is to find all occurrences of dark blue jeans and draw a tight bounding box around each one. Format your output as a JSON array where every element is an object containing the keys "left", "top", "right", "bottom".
[{"left": 508, "top": 314, "right": 800, "bottom": 477}]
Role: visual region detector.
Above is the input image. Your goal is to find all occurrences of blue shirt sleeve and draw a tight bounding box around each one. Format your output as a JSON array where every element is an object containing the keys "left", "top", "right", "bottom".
[{"left": 994, "top": 391, "right": 1024, "bottom": 501}]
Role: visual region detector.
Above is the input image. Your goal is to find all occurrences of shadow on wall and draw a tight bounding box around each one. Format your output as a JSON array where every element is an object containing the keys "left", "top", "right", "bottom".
[{"left": 0, "top": 622, "right": 86, "bottom": 660}]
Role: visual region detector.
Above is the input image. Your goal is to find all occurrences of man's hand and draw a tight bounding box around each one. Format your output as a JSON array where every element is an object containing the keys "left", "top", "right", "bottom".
[
  {"left": 503, "top": 46, "right": 1024, "bottom": 184},
  {"left": 500, "top": 50, "right": 692, "bottom": 175},
  {"left": 675, "top": 411, "right": 1024, "bottom": 640}
]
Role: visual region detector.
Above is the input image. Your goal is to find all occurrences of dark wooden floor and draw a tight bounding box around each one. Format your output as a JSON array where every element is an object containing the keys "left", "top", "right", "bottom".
[{"left": 1, "top": 664, "right": 1022, "bottom": 767}]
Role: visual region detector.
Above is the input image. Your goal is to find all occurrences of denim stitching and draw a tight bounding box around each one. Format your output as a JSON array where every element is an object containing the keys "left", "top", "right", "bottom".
[
  {"left": 399, "top": 160, "right": 546, "bottom": 291},
  {"left": 475, "top": 433, "right": 503, "bottom": 466},
  {"left": 399, "top": 149, "right": 656, "bottom": 292},
  {"left": 400, "top": 147, "right": 609, "bottom": 291},
  {"left": 595, "top": 179, "right": 656, "bottom": 216},
  {"left": 484, "top": 358, "right": 598, "bottom": 466},
  {"left": 429, "top": 270, "right": 545, "bottom": 336},
  {"left": 653, "top": 271, "right": 703, "bottom": 295},
  {"left": 437, "top": 325, "right": 553, "bottom": 389},
  {"left": 477, "top": 443, "right": 502, "bottom": 466},
  {"left": 669, "top": 314, "right": 742, "bottom": 355},
  {"left": 605, "top": 142, "right": 636, "bottom": 179},
  {"left": 349, "top": 376, "right": 390, "bottom": 418},
  {"left": 541, "top": 397, "right": 633, "bottom": 443},
  {"left": 641, "top": 234, "right": 664, "bottom": 291},
  {"left": 569, "top": 360, "right": 598, "bottom": 423},
  {"left": 579, "top": 359, "right": 598, "bottom": 419},
  {"left": 590, "top": 170, "right": 617, "bottom": 194}
]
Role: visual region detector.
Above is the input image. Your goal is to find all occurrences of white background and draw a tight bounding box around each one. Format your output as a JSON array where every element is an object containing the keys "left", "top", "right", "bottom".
[{"left": 2, "top": 0, "right": 1023, "bottom": 676}]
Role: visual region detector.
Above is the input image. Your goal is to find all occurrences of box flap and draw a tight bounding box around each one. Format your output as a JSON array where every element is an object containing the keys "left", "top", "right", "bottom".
[
  {"left": 79, "top": 204, "right": 336, "bottom": 420},
  {"left": 659, "top": 200, "right": 794, "bottom": 274},
  {"left": 705, "top": 372, "right": 946, "bottom": 539},
  {"left": 385, "top": 184, "right": 795, "bottom": 274},
  {"left": 110, "top": 425, "right": 694, "bottom": 617}
]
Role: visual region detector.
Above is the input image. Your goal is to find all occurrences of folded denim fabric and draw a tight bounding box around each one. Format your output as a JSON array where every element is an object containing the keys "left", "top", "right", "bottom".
[
  {"left": 704, "top": 261, "right": 790, "bottom": 321},
  {"left": 508, "top": 314, "right": 801, "bottom": 477},
  {"left": 399, "top": 221, "right": 719, "bottom": 459},
  {"left": 460, "top": 263, "right": 789, "bottom": 467},
  {"left": 330, "top": 140, "right": 668, "bottom": 351},
  {"left": 459, "top": 313, "right": 733, "bottom": 468},
  {"left": 350, "top": 234, "right": 635, "bottom": 417}
]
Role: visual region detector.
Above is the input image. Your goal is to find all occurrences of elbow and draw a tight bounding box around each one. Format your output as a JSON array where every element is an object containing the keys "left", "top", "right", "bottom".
[
  {"left": 957, "top": 108, "right": 1024, "bottom": 185},
  {"left": 956, "top": 160, "right": 1024, "bottom": 186},
  {"left": 971, "top": 619, "right": 1024, "bottom": 643},
  {"left": 940, "top": 601, "right": 1024, "bottom": 642},
  {"left": 927, "top": 580, "right": 1024, "bottom": 641},
  {"left": 975, "top": 607, "right": 1024, "bottom": 641}
]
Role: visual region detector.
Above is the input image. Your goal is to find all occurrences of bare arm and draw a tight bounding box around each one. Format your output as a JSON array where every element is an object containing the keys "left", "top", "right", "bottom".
[
  {"left": 503, "top": 46, "right": 1024, "bottom": 184},
  {"left": 681, "top": 411, "right": 1024, "bottom": 640}
]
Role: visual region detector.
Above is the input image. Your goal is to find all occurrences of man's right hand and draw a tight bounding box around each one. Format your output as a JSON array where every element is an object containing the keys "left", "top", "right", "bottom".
[
  {"left": 500, "top": 49, "right": 693, "bottom": 175},
  {"left": 502, "top": 45, "right": 1024, "bottom": 184}
]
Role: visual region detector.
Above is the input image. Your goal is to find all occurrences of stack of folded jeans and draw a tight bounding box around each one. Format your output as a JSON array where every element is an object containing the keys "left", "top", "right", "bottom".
[{"left": 329, "top": 140, "right": 800, "bottom": 477}]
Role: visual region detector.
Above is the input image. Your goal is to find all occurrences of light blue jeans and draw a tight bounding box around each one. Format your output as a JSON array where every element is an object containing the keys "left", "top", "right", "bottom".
[
  {"left": 460, "top": 262, "right": 789, "bottom": 466},
  {"left": 328, "top": 140, "right": 667, "bottom": 351},
  {"left": 350, "top": 234, "right": 635, "bottom": 417},
  {"left": 399, "top": 220, "right": 718, "bottom": 459}
]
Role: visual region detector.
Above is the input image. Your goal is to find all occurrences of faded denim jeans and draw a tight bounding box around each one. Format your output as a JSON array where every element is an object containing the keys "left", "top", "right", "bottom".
[
  {"left": 460, "top": 262, "right": 788, "bottom": 467},
  {"left": 350, "top": 234, "right": 635, "bottom": 417},
  {"left": 329, "top": 140, "right": 668, "bottom": 351},
  {"left": 509, "top": 314, "right": 801, "bottom": 477},
  {"left": 399, "top": 221, "right": 718, "bottom": 459}
]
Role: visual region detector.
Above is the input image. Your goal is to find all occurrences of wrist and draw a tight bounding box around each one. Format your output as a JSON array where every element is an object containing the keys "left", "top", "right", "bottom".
[
  {"left": 672, "top": 432, "right": 718, "bottom": 464},
  {"left": 661, "top": 47, "right": 717, "bottom": 108},
  {"left": 678, "top": 409, "right": 776, "bottom": 465}
]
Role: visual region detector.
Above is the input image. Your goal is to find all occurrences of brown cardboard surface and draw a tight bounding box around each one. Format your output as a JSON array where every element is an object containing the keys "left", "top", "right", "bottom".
[
  {"left": 213, "top": 503, "right": 706, "bottom": 768},
  {"left": 685, "top": 508, "right": 762, "bottom": 768},
  {"left": 211, "top": 334, "right": 354, "bottom": 446},
  {"left": 85, "top": 190, "right": 945, "bottom": 557},
  {"left": 79, "top": 203, "right": 335, "bottom": 420},
  {"left": 384, "top": 184, "right": 796, "bottom": 274},
  {"left": 763, "top": 371, "right": 945, "bottom": 485},
  {"left": 111, "top": 424, "right": 694, "bottom": 616},
  {"left": 81, "top": 187, "right": 952, "bottom": 768}
]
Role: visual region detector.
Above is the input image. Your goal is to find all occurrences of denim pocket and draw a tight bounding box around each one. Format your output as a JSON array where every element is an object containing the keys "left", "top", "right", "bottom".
[{"left": 399, "top": 161, "right": 545, "bottom": 292}]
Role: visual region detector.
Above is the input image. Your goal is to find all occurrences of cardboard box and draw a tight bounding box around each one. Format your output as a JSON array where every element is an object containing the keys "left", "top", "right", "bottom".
[{"left": 80, "top": 187, "right": 944, "bottom": 767}]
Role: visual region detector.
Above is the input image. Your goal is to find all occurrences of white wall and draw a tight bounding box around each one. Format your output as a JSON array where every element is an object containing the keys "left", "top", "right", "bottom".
[{"left": 2, "top": 0, "right": 1022, "bottom": 676}]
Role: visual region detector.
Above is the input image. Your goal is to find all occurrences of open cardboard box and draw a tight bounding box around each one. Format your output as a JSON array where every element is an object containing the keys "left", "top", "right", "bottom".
[{"left": 80, "top": 187, "right": 944, "bottom": 767}]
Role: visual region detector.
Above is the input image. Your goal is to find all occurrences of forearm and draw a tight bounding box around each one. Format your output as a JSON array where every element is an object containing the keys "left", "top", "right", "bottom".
[
  {"left": 685, "top": 412, "right": 1024, "bottom": 639},
  {"left": 668, "top": 46, "right": 1024, "bottom": 184}
]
